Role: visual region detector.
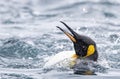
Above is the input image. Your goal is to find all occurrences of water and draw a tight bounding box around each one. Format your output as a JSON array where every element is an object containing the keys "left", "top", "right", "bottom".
[{"left": 0, "top": 0, "right": 120, "bottom": 79}]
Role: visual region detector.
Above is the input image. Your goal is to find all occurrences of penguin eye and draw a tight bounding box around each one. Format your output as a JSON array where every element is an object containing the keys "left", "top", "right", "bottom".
[
  {"left": 82, "top": 46, "right": 87, "bottom": 50},
  {"left": 82, "top": 46, "right": 85, "bottom": 49}
]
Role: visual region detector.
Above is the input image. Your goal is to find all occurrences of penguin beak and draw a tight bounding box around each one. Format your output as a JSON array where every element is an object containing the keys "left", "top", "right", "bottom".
[
  {"left": 56, "top": 26, "right": 76, "bottom": 42},
  {"left": 56, "top": 21, "right": 78, "bottom": 43},
  {"left": 57, "top": 21, "right": 80, "bottom": 59}
]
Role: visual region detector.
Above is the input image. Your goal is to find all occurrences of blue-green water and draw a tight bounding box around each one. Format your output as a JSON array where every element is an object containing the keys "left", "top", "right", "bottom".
[{"left": 0, "top": 0, "right": 120, "bottom": 79}]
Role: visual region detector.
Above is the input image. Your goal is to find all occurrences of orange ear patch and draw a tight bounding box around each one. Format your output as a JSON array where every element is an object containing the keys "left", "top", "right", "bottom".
[{"left": 84, "top": 45, "right": 95, "bottom": 57}]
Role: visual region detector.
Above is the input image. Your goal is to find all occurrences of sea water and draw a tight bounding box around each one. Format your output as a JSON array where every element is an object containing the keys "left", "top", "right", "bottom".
[{"left": 0, "top": 0, "right": 120, "bottom": 79}]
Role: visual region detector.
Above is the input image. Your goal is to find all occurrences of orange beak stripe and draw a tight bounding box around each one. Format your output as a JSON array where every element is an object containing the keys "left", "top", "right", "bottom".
[{"left": 65, "top": 32, "right": 76, "bottom": 42}]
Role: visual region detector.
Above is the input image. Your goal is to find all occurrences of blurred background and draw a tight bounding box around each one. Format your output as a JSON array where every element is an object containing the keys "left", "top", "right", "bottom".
[{"left": 0, "top": 0, "right": 120, "bottom": 79}]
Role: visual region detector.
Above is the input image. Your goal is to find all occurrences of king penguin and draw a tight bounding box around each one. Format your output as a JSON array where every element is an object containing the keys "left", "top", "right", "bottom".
[{"left": 57, "top": 21, "right": 98, "bottom": 75}]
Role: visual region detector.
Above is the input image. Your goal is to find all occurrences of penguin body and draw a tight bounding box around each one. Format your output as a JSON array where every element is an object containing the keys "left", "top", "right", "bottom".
[{"left": 57, "top": 21, "right": 98, "bottom": 75}]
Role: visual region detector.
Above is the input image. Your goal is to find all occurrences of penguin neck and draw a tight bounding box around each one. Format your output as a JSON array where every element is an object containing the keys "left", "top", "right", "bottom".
[{"left": 76, "top": 51, "right": 98, "bottom": 61}]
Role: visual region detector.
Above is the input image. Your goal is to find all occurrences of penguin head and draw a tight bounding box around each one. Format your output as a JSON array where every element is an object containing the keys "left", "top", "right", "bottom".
[{"left": 57, "top": 21, "right": 98, "bottom": 61}]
